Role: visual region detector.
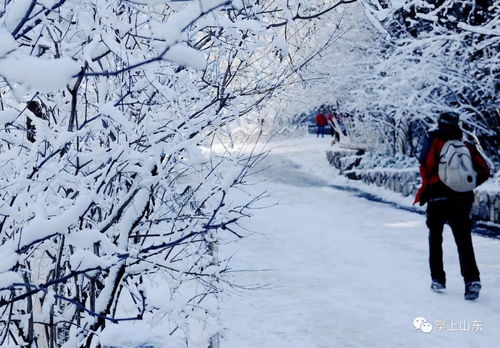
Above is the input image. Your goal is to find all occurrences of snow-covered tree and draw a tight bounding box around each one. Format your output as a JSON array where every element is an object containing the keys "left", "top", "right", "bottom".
[
  {"left": 0, "top": 1, "right": 359, "bottom": 347},
  {"left": 277, "top": 0, "right": 498, "bottom": 160},
  {"left": 359, "top": 0, "right": 499, "bottom": 159}
]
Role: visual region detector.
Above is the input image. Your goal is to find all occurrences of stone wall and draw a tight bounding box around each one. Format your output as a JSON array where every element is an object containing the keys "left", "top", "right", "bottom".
[
  {"left": 326, "top": 149, "right": 500, "bottom": 225},
  {"left": 472, "top": 190, "right": 500, "bottom": 224}
]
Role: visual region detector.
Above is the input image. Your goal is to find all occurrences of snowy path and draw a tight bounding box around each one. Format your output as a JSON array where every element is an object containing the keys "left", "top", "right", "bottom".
[{"left": 220, "top": 136, "right": 500, "bottom": 348}]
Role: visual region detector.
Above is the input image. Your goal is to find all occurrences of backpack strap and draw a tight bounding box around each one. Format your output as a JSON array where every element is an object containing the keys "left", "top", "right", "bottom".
[
  {"left": 465, "top": 142, "right": 491, "bottom": 186},
  {"left": 414, "top": 137, "right": 446, "bottom": 204},
  {"left": 422, "top": 137, "right": 446, "bottom": 185}
]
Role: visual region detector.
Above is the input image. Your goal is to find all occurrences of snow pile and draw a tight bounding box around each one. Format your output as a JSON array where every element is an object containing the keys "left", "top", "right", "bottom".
[{"left": 0, "top": 54, "right": 80, "bottom": 92}]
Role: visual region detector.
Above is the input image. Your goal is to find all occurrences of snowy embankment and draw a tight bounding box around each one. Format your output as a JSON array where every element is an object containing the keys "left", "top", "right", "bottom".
[{"left": 220, "top": 135, "right": 500, "bottom": 348}]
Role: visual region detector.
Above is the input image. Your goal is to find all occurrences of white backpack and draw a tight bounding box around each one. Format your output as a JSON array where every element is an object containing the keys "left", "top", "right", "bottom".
[{"left": 438, "top": 140, "right": 477, "bottom": 192}]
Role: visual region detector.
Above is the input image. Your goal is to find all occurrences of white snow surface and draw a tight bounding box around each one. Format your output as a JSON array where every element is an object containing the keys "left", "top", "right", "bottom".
[
  {"left": 0, "top": 29, "right": 18, "bottom": 56},
  {"left": 220, "top": 135, "right": 500, "bottom": 348},
  {"left": 163, "top": 43, "right": 206, "bottom": 70},
  {"left": 0, "top": 109, "right": 19, "bottom": 125},
  {"left": 0, "top": 53, "right": 80, "bottom": 93}
]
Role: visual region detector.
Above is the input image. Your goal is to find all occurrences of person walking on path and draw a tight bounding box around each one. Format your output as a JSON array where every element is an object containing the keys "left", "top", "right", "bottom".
[
  {"left": 414, "top": 112, "right": 491, "bottom": 300},
  {"left": 315, "top": 110, "right": 327, "bottom": 138}
]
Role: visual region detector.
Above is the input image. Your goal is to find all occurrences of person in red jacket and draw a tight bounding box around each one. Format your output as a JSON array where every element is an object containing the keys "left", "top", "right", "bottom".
[
  {"left": 415, "top": 112, "right": 491, "bottom": 300},
  {"left": 315, "top": 110, "right": 327, "bottom": 138}
]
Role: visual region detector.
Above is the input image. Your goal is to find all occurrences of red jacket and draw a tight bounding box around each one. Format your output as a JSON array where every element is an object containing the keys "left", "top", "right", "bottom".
[
  {"left": 414, "top": 133, "right": 491, "bottom": 205},
  {"left": 315, "top": 113, "right": 327, "bottom": 126}
]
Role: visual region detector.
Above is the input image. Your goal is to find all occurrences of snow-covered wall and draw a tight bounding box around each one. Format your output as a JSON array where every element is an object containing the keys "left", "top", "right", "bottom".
[{"left": 326, "top": 149, "right": 500, "bottom": 226}]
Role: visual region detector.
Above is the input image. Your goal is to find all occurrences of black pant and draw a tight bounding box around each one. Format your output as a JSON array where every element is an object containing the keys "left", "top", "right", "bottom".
[
  {"left": 317, "top": 125, "right": 325, "bottom": 137},
  {"left": 426, "top": 198, "right": 480, "bottom": 283}
]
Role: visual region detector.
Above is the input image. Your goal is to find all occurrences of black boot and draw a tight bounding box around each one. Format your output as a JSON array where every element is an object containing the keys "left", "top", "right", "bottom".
[
  {"left": 464, "top": 281, "right": 481, "bottom": 300},
  {"left": 431, "top": 279, "right": 446, "bottom": 292}
]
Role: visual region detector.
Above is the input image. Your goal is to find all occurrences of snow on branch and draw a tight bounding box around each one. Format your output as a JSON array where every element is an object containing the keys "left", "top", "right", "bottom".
[{"left": 0, "top": 0, "right": 359, "bottom": 347}]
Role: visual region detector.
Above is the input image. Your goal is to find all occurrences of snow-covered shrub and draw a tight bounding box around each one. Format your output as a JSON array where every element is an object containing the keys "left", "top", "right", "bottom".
[
  {"left": 0, "top": 1, "right": 358, "bottom": 347},
  {"left": 356, "top": 151, "right": 419, "bottom": 170}
]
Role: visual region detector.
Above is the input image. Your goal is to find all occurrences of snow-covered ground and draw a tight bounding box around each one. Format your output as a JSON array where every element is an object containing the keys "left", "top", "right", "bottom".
[{"left": 220, "top": 135, "right": 500, "bottom": 348}]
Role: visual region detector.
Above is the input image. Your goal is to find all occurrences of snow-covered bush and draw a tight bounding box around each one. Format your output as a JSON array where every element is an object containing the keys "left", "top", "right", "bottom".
[
  {"left": 355, "top": 151, "right": 419, "bottom": 170},
  {"left": 0, "top": 1, "right": 358, "bottom": 347}
]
